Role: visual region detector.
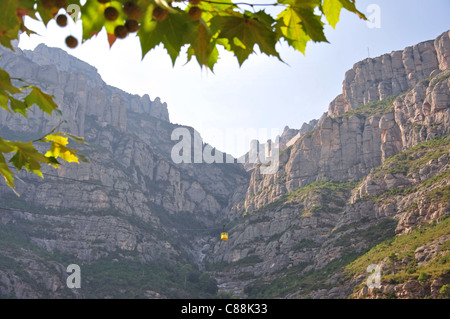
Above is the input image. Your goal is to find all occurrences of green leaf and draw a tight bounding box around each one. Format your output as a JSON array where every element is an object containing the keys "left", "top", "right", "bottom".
[
  {"left": 80, "top": 0, "right": 107, "bottom": 41},
  {"left": 9, "top": 141, "right": 48, "bottom": 177},
  {"left": 0, "top": 68, "right": 28, "bottom": 115},
  {"left": 35, "top": 0, "right": 60, "bottom": 26},
  {"left": 0, "top": 91, "right": 8, "bottom": 112},
  {"left": 24, "top": 86, "right": 58, "bottom": 115},
  {"left": 338, "top": 0, "right": 367, "bottom": 20},
  {"left": 0, "top": 137, "right": 16, "bottom": 187},
  {"left": 186, "top": 20, "right": 218, "bottom": 70},
  {"left": 9, "top": 96, "right": 28, "bottom": 117},
  {"left": 292, "top": 7, "right": 327, "bottom": 42},
  {"left": 252, "top": 10, "right": 277, "bottom": 27},
  {"left": 0, "top": 0, "right": 21, "bottom": 49},
  {"left": 277, "top": 6, "right": 310, "bottom": 53},
  {"left": 216, "top": 38, "right": 232, "bottom": 52},
  {"left": 0, "top": 137, "right": 15, "bottom": 153},
  {"left": 0, "top": 152, "right": 15, "bottom": 188},
  {"left": 0, "top": 68, "right": 21, "bottom": 95},
  {"left": 323, "top": 0, "right": 343, "bottom": 29},
  {"left": 211, "top": 12, "right": 281, "bottom": 66},
  {"left": 138, "top": 8, "right": 192, "bottom": 65}
]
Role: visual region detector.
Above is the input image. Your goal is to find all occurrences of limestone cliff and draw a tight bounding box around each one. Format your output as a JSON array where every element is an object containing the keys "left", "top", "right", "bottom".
[
  {"left": 0, "top": 44, "right": 248, "bottom": 298},
  {"left": 0, "top": 43, "right": 169, "bottom": 138},
  {"left": 205, "top": 31, "right": 450, "bottom": 299},
  {"left": 0, "top": 30, "right": 449, "bottom": 299},
  {"left": 328, "top": 30, "right": 449, "bottom": 117},
  {"left": 242, "top": 31, "right": 450, "bottom": 214}
]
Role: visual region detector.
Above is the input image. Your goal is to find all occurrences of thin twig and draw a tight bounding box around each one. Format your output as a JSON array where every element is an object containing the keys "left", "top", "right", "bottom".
[{"left": 31, "top": 120, "right": 64, "bottom": 143}]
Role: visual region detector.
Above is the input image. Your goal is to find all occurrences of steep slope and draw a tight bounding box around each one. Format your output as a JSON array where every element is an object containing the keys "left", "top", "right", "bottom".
[
  {"left": 205, "top": 31, "right": 450, "bottom": 298},
  {"left": 0, "top": 44, "right": 248, "bottom": 298},
  {"left": 243, "top": 31, "right": 450, "bottom": 213},
  {"left": 0, "top": 31, "right": 448, "bottom": 299}
]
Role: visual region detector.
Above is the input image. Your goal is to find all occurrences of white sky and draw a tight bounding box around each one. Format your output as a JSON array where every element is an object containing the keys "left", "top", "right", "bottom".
[{"left": 18, "top": 0, "right": 450, "bottom": 157}]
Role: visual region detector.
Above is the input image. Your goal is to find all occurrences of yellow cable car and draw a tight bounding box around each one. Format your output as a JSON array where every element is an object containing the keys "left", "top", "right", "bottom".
[
  {"left": 221, "top": 224, "right": 228, "bottom": 241},
  {"left": 221, "top": 232, "right": 228, "bottom": 241}
]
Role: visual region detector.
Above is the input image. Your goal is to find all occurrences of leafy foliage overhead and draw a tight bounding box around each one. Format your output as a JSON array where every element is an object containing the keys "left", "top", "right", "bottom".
[
  {"left": 0, "top": 0, "right": 365, "bottom": 189},
  {"left": 0, "top": 46, "right": 86, "bottom": 189},
  {"left": 2, "top": 0, "right": 366, "bottom": 69}
]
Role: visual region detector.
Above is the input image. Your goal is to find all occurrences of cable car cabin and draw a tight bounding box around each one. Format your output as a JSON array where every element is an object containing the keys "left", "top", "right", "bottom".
[{"left": 221, "top": 232, "right": 228, "bottom": 241}]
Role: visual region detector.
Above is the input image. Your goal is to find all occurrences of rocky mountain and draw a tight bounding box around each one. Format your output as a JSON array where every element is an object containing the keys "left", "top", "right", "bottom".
[
  {"left": 205, "top": 30, "right": 450, "bottom": 299},
  {"left": 0, "top": 31, "right": 449, "bottom": 299},
  {"left": 242, "top": 31, "right": 449, "bottom": 214},
  {"left": 0, "top": 43, "right": 248, "bottom": 298}
]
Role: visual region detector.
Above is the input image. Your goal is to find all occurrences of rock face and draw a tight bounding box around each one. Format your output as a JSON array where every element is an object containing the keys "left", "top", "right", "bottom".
[
  {"left": 0, "top": 31, "right": 449, "bottom": 299},
  {"left": 0, "top": 43, "right": 169, "bottom": 138},
  {"left": 0, "top": 44, "right": 248, "bottom": 298},
  {"left": 329, "top": 31, "right": 449, "bottom": 117},
  {"left": 242, "top": 31, "right": 450, "bottom": 213},
  {"left": 204, "top": 31, "right": 450, "bottom": 299}
]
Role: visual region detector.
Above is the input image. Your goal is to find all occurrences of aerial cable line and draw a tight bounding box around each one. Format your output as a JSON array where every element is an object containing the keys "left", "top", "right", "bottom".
[
  {"left": 8, "top": 167, "right": 131, "bottom": 191},
  {"left": 3, "top": 168, "right": 241, "bottom": 236},
  {"left": 0, "top": 204, "right": 236, "bottom": 237}
]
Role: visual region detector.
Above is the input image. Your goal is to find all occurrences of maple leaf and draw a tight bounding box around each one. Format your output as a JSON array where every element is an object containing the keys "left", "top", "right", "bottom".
[
  {"left": 323, "top": 0, "right": 343, "bottom": 29},
  {"left": 24, "top": 86, "right": 58, "bottom": 115},
  {"left": 139, "top": 8, "right": 193, "bottom": 65},
  {"left": 212, "top": 11, "right": 281, "bottom": 66},
  {"left": 9, "top": 141, "right": 49, "bottom": 177},
  {"left": 186, "top": 20, "right": 218, "bottom": 70}
]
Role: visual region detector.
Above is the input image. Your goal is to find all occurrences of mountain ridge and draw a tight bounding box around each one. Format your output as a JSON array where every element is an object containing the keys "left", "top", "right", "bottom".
[
  {"left": 206, "top": 30, "right": 450, "bottom": 298},
  {"left": 0, "top": 31, "right": 449, "bottom": 299}
]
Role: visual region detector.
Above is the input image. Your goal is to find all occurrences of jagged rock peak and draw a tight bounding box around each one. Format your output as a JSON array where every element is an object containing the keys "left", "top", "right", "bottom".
[
  {"left": 21, "top": 43, "right": 170, "bottom": 122},
  {"left": 24, "top": 43, "right": 101, "bottom": 80},
  {"left": 241, "top": 30, "right": 450, "bottom": 213},
  {"left": 329, "top": 30, "right": 450, "bottom": 117}
]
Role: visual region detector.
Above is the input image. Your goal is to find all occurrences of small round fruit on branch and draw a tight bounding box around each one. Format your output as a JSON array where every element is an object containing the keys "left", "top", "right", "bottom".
[
  {"left": 125, "top": 20, "right": 140, "bottom": 33},
  {"left": 123, "top": 1, "right": 143, "bottom": 20},
  {"left": 152, "top": 6, "right": 168, "bottom": 22},
  {"left": 114, "top": 25, "right": 129, "bottom": 39},
  {"left": 65, "top": 35, "right": 78, "bottom": 48},
  {"left": 104, "top": 6, "right": 119, "bottom": 21},
  {"left": 56, "top": 14, "right": 68, "bottom": 27},
  {"left": 188, "top": 7, "right": 202, "bottom": 21}
]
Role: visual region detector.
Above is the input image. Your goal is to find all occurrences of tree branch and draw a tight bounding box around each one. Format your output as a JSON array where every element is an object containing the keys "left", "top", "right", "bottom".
[{"left": 31, "top": 120, "right": 64, "bottom": 143}]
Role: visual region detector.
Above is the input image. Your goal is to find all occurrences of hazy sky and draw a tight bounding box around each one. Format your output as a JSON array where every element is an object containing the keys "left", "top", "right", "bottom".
[{"left": 18, "top": 0, "right": 450, "bottom": 157}]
